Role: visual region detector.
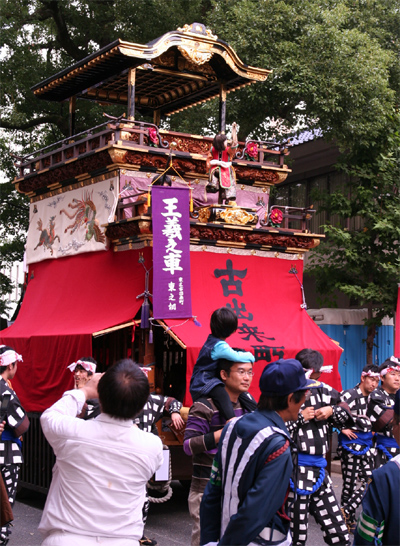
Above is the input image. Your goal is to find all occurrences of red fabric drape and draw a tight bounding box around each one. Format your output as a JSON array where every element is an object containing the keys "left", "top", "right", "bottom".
[
  {"left": 164, "top": 252, "right": 343, "bottom": 405},
  {"left": 0, "top": 248, "right": 151, "bottom": 412}
]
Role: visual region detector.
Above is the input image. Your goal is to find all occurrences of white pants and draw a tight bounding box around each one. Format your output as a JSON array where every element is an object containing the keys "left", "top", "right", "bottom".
[{"left": 42, "top": 531, "right": 139, "bottom": 546}]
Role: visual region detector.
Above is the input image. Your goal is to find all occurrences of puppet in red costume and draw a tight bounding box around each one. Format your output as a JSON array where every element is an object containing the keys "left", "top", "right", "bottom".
[{"left": 206, "top": 122, "right": 238, "bottom": 205}]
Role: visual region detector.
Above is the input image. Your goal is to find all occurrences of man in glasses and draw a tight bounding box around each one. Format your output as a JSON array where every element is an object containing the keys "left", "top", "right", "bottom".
[
  {"left": 286, "top": 349, "right": 352, "bottom": 546},
  {"left": 200, "top": 358, "right": 315, "bottom": 546},
  {"left": 367, "top": 356, "right": 400, "bottom": 467},
  {"left": 184, "top": 353, "right": 256, "bottom": 546}
]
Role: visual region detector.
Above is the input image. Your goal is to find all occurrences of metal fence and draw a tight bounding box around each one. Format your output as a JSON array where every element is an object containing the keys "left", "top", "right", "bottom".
[{"left": 20, "top": 412, "right": 55, "bottom": 493}]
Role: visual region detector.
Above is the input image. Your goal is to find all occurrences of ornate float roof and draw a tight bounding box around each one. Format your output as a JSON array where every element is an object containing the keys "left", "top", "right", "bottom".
[{"left": 31, "top": 22, "right": 271, "bottom": 117}]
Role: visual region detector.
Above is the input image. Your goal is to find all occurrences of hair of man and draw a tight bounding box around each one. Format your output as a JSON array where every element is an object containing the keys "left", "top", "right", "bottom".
[
  {"left": 98, "top": 359, "right": 149, "bottom": 419},
  {"left": 295, "top": 348, "right": 323, "bottom": 373},
  {"left": 210, "top": 307, "right": 238, "bottom": 339},
  {"left": 217, "top": 348, "right": 250, "bottom": 377},
  {"left": 379, "top": 359, "right": 397, "bottom": 373},
  {"left": 362, "top": 364, "right": 380, "bottom": 375},
  {"left": 257, "top": 390, "right": 305, "bottom": 412}
]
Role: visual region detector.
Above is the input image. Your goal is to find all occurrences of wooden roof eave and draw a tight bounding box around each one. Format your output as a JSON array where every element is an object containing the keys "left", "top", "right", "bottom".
[
  {"left": 31, "top": 30, "right": 271, "bottom": 107},
  {"left": 117, "top": 33, "right": 270, "bottom": 83}
]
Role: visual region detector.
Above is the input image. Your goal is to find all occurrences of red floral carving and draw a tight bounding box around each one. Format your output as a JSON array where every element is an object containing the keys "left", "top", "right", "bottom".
[
  {"left": 148, "top": 128, "right": 158, "bottom": 146},
  {"left": 244, "top": 142, "right": 258, "bottom": 160},
  {"left": 269, "top": 208, "right": 283, "bottom": 226}
]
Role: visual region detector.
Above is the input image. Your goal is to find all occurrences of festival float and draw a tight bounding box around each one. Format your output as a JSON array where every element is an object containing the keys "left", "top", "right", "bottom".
[{"left": 0, "top": 23, "right": 342, "bottom": 492}]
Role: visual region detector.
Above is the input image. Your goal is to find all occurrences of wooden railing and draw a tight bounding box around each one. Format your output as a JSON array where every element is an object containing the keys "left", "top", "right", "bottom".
[{"left": 13, "top": 116, "right": 290, "bottom": 181}]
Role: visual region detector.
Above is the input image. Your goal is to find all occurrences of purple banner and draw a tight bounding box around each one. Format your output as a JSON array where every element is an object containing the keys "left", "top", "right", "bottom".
[{"left": 152, "top": 186, "right": 192, "bottom": 319}]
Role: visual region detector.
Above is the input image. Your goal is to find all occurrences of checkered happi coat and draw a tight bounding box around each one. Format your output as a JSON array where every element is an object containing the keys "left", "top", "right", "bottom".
[
  {"left": 134, "top": 394, "right": 182, "bottom": 434},
  {"left": 0, "top": 378, "right": 27, "bottom": 465}
]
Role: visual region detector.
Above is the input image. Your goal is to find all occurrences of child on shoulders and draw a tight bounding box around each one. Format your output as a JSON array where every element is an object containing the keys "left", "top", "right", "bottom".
[{"left": 190, "top": 307, "right": 255, "bottom": 420}]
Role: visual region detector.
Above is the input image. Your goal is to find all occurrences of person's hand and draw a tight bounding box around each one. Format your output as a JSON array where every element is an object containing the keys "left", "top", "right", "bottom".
[
  {"left": 301, "top": 406, "right": 315, "bottom": 421},
  {"left": 0, "top": 420, "right": 5, "bottom": 435},
  {"left": 315, "top": 406, "right": 333, "bottom": 421},
  {"left": 341, "top": 428, "right": 358, "bottom": 440},
  {"left": 81, "top": 373, "right": 103, "bottom": 400},
  {"left": 214, "top": 428, "right": 223, "bottom": 444},
  {"left": 170, "top": 412, "right": 185, "bottom": 431}
]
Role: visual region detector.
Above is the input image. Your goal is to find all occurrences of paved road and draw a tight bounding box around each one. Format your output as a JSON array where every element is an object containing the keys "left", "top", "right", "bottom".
[{"left": 10, "top": 465, "right": 356, "bottom": 546}]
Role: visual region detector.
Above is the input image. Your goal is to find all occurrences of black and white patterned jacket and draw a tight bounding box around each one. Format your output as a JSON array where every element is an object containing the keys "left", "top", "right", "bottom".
[
  {"left": 134, "top": 394, "right": 182, "bottom": 434},
  {"left": 286, "top": 382, "right": 351, "bottom": 491},
  {"left": 340, "top": 385, "right": 371, "bottom": 433},
  {"left": 0, "top": 378, "right": 29, "bottom": 465},
  {"left": 367, "top": 386, "right": 395, "bottom": 439},
  {"left": 287, "top": 382, "right": 350, "bottom": 456}
]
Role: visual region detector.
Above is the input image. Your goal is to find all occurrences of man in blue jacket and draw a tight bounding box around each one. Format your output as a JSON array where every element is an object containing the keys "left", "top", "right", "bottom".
[
  {"left": 354, "top": 387, "right": 400, "bottom": 546},
  {"left": 199, "top": 358, "right": 317, "bottom": 546}
]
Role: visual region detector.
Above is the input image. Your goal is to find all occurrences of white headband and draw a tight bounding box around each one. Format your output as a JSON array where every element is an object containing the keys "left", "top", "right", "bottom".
[
  {"left": 361, "top": 371, "right": 380, "bottom": 378},
  {"left": 0, "top": 349, "right": 23, "bottom": 368},
  {"left": 67, "top": 359, "right": 97, "bottom": 374},
  {"left": 381, "top": 365, "right": 400, "bottom": 377},
  {"left": 389, "top": 356, "right": 400, "bottom": 365},
  {"left": 304, "top": 365, "right": 333, "bottom": 379}
]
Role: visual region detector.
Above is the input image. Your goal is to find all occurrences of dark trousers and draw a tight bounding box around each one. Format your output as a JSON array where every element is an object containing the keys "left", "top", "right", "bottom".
[
  {"left": 288, "top": 472, "right": 349, "bottom": 546},
  {"left": 1, "top": 464, "right": 19, "bottom": 540},
  {"left": 340, "top": 451, "right": 373, "bottom": 521}
]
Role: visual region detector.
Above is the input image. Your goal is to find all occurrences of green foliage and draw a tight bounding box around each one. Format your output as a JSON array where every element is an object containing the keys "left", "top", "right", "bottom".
[
  {"left": 306, "top": 116, "right": 400, "bottom": 360},
  {"left": 0, "top": 139, "right": 29, "bottom": 317}
]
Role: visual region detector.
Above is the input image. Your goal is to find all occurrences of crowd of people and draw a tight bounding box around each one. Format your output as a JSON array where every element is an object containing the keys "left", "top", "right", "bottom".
[{"left": 0, "top": 308, "right": 399, "bottom": 546}]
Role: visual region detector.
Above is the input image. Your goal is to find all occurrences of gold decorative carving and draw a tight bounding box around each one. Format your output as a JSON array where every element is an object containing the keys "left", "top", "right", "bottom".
[
  {"left": 154, "top": 51, "right": 216, "bottom": 76},
  {"left": 218, "top": 208, "right": 257, "bottom": 226},
  {"left": 198, "top": 207, "right": 211, "bottom": 223},
  {"left": 245, "top": 71, "right": 268, "bottom": 82},
  {"left": 108, "top": 149, "right": 127, "bottom": 163},
  {"left": 163, "top": 135, "right": 210, "bottom": 154},
  {"left": 178, "top": 45, "right": 214, "bottom": 66},
  {"left": 276, "top": 171, "right": 289, "bottom": 183}
]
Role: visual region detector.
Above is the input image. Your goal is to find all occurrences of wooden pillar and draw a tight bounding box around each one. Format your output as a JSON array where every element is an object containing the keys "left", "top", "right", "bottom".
[
  {"left": 69, "top": 96, "right": 76, "bottom": 137},
  {"left": 127, "top": 68, "right": 136, "bottom": 121},
  {"left": 153, "top": 109, "right": 161, "bottom": 126},
  {"left": 219, "top": 84, "right": 227, "bottom": 134}
]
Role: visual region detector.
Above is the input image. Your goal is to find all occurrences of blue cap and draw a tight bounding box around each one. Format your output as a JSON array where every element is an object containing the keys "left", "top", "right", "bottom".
[
  {"left": 395, "top": 390, "right": 400, "bottom": 417},
  {"left": 259, "top": 358, "right": 319, "bottom": 396}
]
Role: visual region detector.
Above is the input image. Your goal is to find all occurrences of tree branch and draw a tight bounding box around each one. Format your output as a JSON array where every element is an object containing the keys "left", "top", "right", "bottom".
[
  {"left": 0, "top": 115, "right": 65, "bottom": 131},
  {"left": 39, "top": 0, "right": 88, "bottom": 61}
]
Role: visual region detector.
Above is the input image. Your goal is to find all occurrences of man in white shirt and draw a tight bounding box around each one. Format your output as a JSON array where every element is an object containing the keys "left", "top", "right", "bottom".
[{"left": 39, "top": 359, "right": 163, "bottom": 546}]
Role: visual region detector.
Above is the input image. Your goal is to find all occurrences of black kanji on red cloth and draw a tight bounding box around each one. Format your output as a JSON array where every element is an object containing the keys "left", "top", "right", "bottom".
[
  {"left": 213, "top": 258, "right": 286, "bottom": 357},
  {"left": 237, "top": 324, "right": 273, "bottom": 342},
  {"left": 252, "top": 345, "right": 285, "bottom": 362},
  {"left": 214, "top": 259, "right": 247, "bottom": 296},
  {"left": 226, "top": 298, "right": 254, "bottom": 321}
]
